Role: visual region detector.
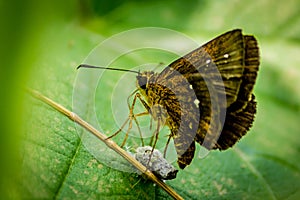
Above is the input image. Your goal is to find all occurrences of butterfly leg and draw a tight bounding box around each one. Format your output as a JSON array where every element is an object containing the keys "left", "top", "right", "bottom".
[
  {"left": 130, "top": 111, "right": 149, "bottom": 147},
  {"left": 120, "top": 111, "right": 149, "bottom": 147},
  {"left": 150, "top": 117, "right": 161, "bottom": 150},
  {"left": 121, "top": 91, "right": 154, "bottom": 147},
  {"left": 146, "top": 116, "right": 161, "bottom": 167},
  {"left": 130, "top": 93, "right": 166, "bottom": 167},
  {"left": 129, "top": 92, "right": 153, "bottom": 145},
  {"left": 120, "top": 92, "right": 148, "bottom": 147},
  {"left": 106, "top": 117, "right": 130, "bottom": 140},
  {"left": 163, "top": 135, "right": 172, "bottom": 158},
  {"left": 125, "top": 92, "right": 153, "bottom": 146},
  {"left": 107, "top": 92, "right": 152, "bottom": 148},
  {"left": 106, "top": 92, "right": 147, "bottom": 147}
]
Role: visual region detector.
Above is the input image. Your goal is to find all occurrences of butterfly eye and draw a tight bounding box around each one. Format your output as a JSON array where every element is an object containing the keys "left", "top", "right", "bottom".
[
  {"left": 137, "top": 76, "right": 147, "bottom": 90},
  {"left": 140, "top": 84, "right": 146, "bottom": 89}
]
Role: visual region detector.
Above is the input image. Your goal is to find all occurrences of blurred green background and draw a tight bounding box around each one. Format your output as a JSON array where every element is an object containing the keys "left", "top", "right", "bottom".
[{"left": 1, "top": 0, "right": 299, "bottom": 199}]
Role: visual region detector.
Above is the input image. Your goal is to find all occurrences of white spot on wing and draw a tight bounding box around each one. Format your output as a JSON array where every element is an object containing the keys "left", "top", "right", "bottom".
[
  {"left": 194, "top": 99, "right": 200, "bottom": 108},
  {"left": 189, "top": 84, "right": 193, "bottom": 90},
  {"left": 224, "top": 54, "right": 229, "bottom": 58},
  {"left": 189, "top": 122, "right": 193, "bottom": 129}
]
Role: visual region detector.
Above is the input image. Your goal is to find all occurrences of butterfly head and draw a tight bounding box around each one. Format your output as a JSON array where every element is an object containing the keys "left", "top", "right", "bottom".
[{"left": 136, "top": 71, "right": 155, "bottom": 91}]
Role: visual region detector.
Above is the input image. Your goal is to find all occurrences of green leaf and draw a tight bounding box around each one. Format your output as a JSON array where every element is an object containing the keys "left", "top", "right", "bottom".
[{"left": 22, "top": 0, "right": 300, "bottom": 199}]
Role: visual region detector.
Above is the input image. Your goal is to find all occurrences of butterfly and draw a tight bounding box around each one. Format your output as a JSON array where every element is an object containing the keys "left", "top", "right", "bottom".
[
  {"left": 134, "top": 29, "right": 259, "bottom": 169},
  {"left": 78, "top": 29, "right": 260, "bottom": 171}
]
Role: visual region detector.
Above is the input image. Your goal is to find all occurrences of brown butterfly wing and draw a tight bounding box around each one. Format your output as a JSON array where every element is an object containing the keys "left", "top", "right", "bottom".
[
  {"left": 160, "top": 29, "right": 246, "bottom": 107},
  {"left": 156, "top": 30, "right": 259, "bottom": 168},
  {"left": 214, "top": 35, "right": 259, "bottom": 150}
]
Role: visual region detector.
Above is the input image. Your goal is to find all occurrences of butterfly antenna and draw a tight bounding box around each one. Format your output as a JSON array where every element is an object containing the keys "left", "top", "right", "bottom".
[{"left": 77, "top": 64, "right": 140, "bottom": 74}]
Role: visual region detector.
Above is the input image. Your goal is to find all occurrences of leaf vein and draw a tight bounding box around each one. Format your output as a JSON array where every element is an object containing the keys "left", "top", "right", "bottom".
[{"left": 234, "top": 147, "right": 277, "bottom": 200}]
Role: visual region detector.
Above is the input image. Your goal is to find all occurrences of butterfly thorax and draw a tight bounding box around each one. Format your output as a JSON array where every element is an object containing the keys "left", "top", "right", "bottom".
[
  {"left": 136, "top": 71, "right": 174, "bottom": 125},
  {"left": 136, "top": 71, "right": 199, "bottom": 136}
]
